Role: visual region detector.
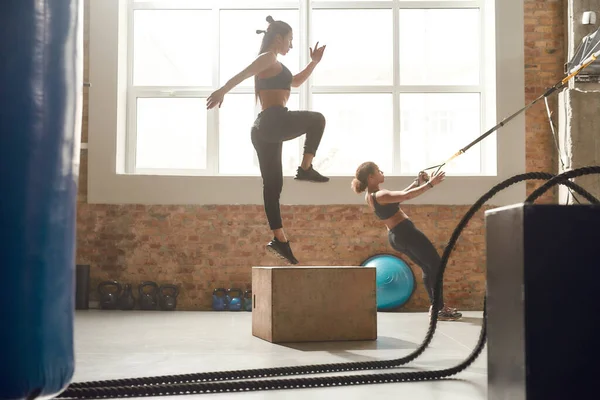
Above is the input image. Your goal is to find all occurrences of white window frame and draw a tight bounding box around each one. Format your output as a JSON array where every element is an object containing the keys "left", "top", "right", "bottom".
[
  {"left": 126, "top": 0, "right": 491, "bottom": 177},
  {"left": 88, "top": 0, "right": 526, "bottom": 205}
]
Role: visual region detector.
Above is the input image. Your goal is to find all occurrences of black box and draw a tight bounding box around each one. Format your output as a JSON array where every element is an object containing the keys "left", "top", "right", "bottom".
[{"left": 485, "top": 203, "right": 600, "bottom": 400}]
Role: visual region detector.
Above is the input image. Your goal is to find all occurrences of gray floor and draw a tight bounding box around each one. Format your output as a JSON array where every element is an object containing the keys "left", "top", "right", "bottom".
[{"left": 73, "top": 310, "right": 487, "bottom": 399}]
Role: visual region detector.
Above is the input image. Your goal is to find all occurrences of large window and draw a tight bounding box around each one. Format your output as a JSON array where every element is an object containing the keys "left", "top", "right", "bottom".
[{"left": 126, "top": 0, "right": 493, "bottom": 177}]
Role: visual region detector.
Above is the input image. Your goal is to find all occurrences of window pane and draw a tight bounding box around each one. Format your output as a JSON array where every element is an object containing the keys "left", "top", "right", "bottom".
[
  {"left": 133, "top": 0, "right": 212, "bottom": 5},
  {"left": 399, "top": 93, "right": 481, "bottom": 175},
  {"left": 136, "top": 98, "right": 207, "bottom": 170},
  {"left": 220, "top": 10, "right": 300, "bottom": 87},
  {"left": 133, "top": 10, "right": 213, "bottom": 86},
  {"left": 399, "top": 9, "right": 480, "bottom": 85},
  {"left": 219, "top": 95, "right": 301, "bottom": 175},
  {"left": 311, "top": 10, "right": 393, "bottom": 86},
  {"left": 310, "top": 94, "right": 393, "bottom": 175},
  {"left": 133, "top": 0, "right": 297, "bottom": 3}
]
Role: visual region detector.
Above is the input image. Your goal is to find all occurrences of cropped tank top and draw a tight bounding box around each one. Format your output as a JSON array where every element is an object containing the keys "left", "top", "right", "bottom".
[
  {"left": 256, "top": 63, "right": 292, "bottom": 91},
  {"left": 371, "top": 192, "right": 400, "bottom": 220}
]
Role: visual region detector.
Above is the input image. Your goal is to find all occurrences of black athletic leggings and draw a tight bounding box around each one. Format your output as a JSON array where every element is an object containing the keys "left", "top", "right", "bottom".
[
  {"left": 251, "top": 106, "right": 326, "bottom": 231},
  {"left": 388, "top": 219, "right": 445, "bottom": 311}
]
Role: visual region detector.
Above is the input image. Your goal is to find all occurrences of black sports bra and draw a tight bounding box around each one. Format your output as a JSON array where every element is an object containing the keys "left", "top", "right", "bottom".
[
  {"left": 371, "top": 192, "right": 400, "bottom": 220},
  {"left": 256, "top": 63, "right": 292, "bottom": 91}
]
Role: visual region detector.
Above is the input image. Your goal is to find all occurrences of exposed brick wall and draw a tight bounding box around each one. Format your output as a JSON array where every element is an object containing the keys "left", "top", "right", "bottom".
[
  {"left": 76, "top": 0, "right": 562, "bottom": 311},
  {"left": 76, "top": 203, "right": 490, "bottom": 311},
  {"left": 524, "top": 0, "right": 564, "bottom": 202}
]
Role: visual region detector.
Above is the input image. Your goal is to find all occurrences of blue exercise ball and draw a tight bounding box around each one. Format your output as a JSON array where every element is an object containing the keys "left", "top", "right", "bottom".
[{"left": 361, "top": 254, "right": 416, "bottom": 310}]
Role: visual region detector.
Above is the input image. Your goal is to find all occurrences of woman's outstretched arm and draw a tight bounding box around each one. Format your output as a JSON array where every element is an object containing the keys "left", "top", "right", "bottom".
[
  {"left": 207, "top": 52, "right": 276, "bottom": 109},
  {"left": 377, "top": 171, "right": 445, "bottom": 204},
  {"left": 401, "top": 171, "right": 429, "bottom": 191}
]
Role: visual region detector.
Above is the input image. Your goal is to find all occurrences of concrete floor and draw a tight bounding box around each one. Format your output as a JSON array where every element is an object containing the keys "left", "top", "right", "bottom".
[{"left": 72, "top": 310, "right": 487, "bottom": 399}]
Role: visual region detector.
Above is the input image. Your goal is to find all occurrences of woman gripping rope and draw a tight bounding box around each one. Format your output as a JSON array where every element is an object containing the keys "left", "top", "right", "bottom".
[{"left": 207, "top": 16, "right": 329, "bottom": 265}]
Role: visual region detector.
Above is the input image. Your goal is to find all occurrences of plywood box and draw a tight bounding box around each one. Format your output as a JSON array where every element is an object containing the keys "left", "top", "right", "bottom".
[{"left": 252, "top": 266, "right": 377, "bottom": 343}]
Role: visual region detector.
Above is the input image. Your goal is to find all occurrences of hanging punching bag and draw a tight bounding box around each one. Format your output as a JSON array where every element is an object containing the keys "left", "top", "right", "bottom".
[{"left": 0, "top": 0, "right": 83, "bottom": 399}]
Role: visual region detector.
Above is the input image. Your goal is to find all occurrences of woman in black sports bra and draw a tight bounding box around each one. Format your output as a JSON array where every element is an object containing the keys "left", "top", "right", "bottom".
[
  {"left": 207, "top": 16, "right": 329, "bottom": 265},
  {"left": 351, "top": 161, "right": 462, "bottom": 321}
]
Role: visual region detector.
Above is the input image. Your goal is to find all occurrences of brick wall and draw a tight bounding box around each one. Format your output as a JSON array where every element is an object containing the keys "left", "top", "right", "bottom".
[
  {"left": 524, "top": 0, "right": 563, "bottom": 199},
  {"left": 76, "top": 0, "right": 562, "bottom": 311}
]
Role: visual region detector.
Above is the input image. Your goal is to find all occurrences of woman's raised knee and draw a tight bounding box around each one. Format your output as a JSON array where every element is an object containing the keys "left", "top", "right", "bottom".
[{"left": 313, "top": 111, "right": 326, "bottom": 128}]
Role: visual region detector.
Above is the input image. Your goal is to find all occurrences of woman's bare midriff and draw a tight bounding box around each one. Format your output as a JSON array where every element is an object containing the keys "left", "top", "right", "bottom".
[
  {"left": 259, "top": 90, "right": 290, "bottom": 110},
  {"left": 366, "top": 192, "right": 410, "bottom": 231},
  {"left": 381, "top": 209, "right": 410, "bottom": 231}
]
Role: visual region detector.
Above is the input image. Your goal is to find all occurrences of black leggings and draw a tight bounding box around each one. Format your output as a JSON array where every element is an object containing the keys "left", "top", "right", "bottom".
[
  {"left": 388, "top": 219, "right": 445, "bottom": 311},
  {"left": 251, "top": 106, "right": 326, "bottom": 231}
]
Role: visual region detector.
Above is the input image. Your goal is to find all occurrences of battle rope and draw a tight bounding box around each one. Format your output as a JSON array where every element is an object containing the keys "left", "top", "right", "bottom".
[
  {"left": 56, "top": 167, "right": 600, "bottom": 399},
  {"left": 526, "top": 166, "right": 600, "bottom": 203}
]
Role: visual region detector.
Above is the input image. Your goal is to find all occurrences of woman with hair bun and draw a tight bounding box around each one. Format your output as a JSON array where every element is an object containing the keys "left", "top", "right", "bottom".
[
  {"left": 352, "top": 161, "right": 462, "bottom": 321},
  {"left": 207, "top": 16, "right": 328, "bottom": 265}
]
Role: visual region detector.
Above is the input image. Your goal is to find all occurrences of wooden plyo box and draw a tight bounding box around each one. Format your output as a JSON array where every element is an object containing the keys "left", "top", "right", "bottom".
[{"left": 251, "top": 266, "right": 377, "bottom": 343}]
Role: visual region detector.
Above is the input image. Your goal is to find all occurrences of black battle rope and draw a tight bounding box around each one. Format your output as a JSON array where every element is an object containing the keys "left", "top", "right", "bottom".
[
  {"left": 57, "top": 167, "right": 600, "bottom": 399},
  {"left": 525, "top": 166, "right": 600, "bottom": 203}
]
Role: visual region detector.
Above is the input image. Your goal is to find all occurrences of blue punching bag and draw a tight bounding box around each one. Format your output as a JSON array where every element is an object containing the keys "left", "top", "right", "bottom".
[{"left": 0, "top": 0, "right": 83, "bottom": 399}]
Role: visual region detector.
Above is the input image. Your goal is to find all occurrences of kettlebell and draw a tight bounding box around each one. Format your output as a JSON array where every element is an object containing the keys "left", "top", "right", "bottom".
[
  {"left": 138, "top": 281, "right": 159, "bottom": 310},
  {"left": 243, "top": 290, "right": 252, "bottom": 312},
  {"left": 98, "top": 280, "right": 121, "bottom": 310},
  {"left": 118, "top": 283, "right": 135, "bottom": 310},
  {"left": 226, "top": 288, "right": 243, "bottom": 311},
  {"left": 158, "top": 284, "right": 179, "bottom": 311},
  {"left": 212, "top": 288, "right": 228, "bottom": 311}
]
